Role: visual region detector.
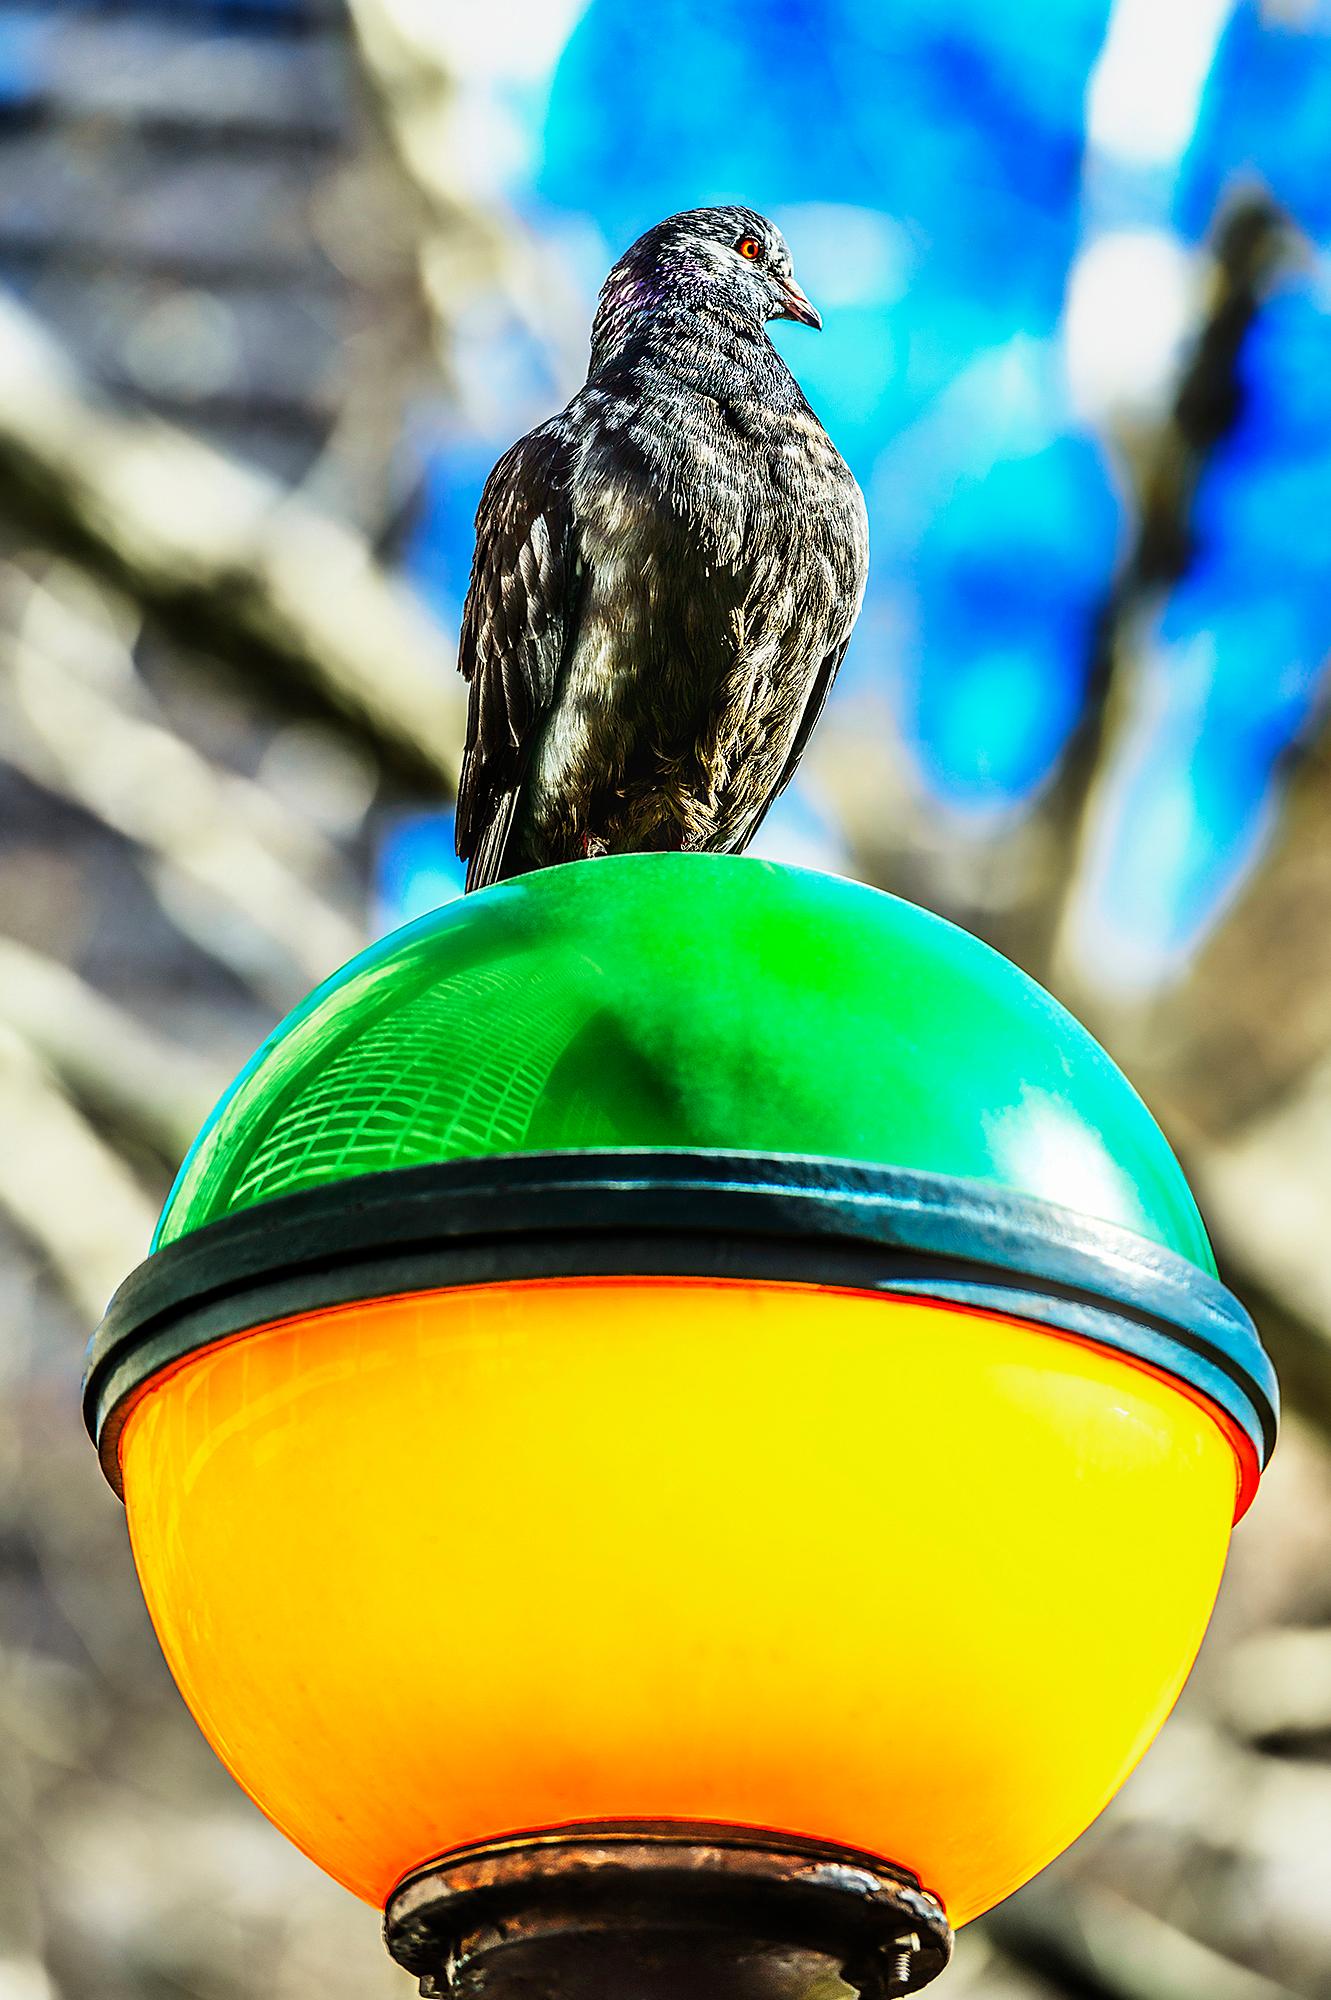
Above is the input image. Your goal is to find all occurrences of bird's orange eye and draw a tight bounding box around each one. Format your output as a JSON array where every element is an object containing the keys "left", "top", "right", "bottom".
[{"left": 736, "top": 237, "right": 763, "bottom": 260}]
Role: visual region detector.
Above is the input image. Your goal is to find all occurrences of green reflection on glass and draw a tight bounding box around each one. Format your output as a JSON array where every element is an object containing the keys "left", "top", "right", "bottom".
[{"left": 155, "top": 853, "right": 1215, "bottom": 1273}]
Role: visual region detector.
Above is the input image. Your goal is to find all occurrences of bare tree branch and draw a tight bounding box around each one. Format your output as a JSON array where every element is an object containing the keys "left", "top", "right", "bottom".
[
  {"left": 0, "top": 578, "right": 366, "bottom": 1005},
  {"left": 987, "top": 1887, "right": 1300, "bottom": 2000},
  {"left": 0, "top": 1024, "right": 157, "bottom": 1321},
  {"left": 0, "top": 937, "right": 227, "bottom": 1166},
  {"left": 1184, "top": 1065, "right": 1331, "bottom": 1422},
  {"left": 0, "top": 293, "right": 463, "bottom": 796},
  {"left": 344, "top": 0, "right": 589, "bottom": 398},
  {"left": 1220, "top": 1626, "right": 1331, "bottom": 1749},
  {"left": 1133, "top": 711, "right": 1331, "bottom": 1138},
  {"left": 1041, "top": 197, "right": 1296, "bottom": 980}
]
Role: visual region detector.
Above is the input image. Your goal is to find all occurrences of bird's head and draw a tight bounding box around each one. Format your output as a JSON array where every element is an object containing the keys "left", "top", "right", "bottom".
[{"left": 590, "top": 206, "right": 820, "bottom": 368}]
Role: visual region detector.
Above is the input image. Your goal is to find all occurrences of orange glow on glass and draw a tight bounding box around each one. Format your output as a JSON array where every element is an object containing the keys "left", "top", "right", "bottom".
[{"left": 121, "top": 1279, "right": 1239, "bottom": 1927}]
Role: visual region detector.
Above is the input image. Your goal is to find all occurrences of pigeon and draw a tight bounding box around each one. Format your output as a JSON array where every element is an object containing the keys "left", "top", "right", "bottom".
[{"left": 454, "top": 205, "right": 868, "bottom": 892}]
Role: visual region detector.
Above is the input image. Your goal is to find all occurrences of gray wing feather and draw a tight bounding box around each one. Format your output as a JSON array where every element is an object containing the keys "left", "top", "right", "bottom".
[
  {"left": 455, "top": 424, "right": 577, "bottom": 892},
  {"left": 729, "top": 630, "right": 852, "bottom": 852}
]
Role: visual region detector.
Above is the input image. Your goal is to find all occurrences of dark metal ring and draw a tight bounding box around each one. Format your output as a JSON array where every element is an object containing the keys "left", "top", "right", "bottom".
[
  {"left": 84, "top": 1149, "right": 1276, "bottom": 1498},
  {"left": 384, "top": 1820, "right": 952, "bottom": 1998}
]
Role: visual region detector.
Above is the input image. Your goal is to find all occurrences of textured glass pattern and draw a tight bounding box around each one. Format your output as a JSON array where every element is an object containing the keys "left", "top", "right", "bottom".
[
  {"left": 156, "top": 853, "right": 1215, "bottom": 1270},
  {"left": 229, "top": 957, "right": 596, "bottom": 1210}
]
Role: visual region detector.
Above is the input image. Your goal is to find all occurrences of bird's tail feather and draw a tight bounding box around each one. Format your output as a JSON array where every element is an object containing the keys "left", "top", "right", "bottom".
[{"left": 464, "top": 792, "right": 522, "bottom": 893}]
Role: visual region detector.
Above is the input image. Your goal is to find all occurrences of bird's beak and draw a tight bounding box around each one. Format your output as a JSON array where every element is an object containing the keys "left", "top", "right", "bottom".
[{"left": 774, "top": 274, "right": 822, "bottom": 330}]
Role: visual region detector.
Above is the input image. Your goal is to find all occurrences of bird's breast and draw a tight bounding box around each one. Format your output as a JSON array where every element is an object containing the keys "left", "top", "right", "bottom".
[{"left": 576, "top": 417, "right": 750, "bottom": 569}]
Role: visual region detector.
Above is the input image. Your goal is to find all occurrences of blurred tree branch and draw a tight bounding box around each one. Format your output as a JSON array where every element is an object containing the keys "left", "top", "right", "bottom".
[
  {"left": 0, "top": 937, "right": 226, "bottom": 1169},
  {"left": 0, "top": 293, "right": 463, "bottom": 798},
  {"left": 1138, "top": 714, "right": 1331, "bottom": 1136},
  {"left": 0, "top": 581, "right": 366, "bottom": 1006},
  {"left": 345, "top": 0, "right": 589, "bottom": 396},
  {"left": 0, "top": 1024, "right": 156, "bottom": 1322},
  {"left": 1041, "top": 195, "right": 1296, "bottom": 977},
  {"left": 986, "top": 1886, "right": 1300, "bottom": 2000},
  {"left": 1221, "top": 1625, "right": 1331, "bottom": 1748},
  {"left": 1183, "top": 1069, "right": 1331, "bottom": 1430}
]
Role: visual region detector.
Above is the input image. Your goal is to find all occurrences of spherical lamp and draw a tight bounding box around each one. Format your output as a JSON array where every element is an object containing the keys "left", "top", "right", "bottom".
[{"left": 84, "top": 854, "right": 1275, "bottom": 2000}]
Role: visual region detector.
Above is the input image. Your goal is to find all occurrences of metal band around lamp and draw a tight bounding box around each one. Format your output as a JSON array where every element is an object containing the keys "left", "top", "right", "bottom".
[
  {"left": 85, "top": 1149, "right": 1275, "bottom": 1503},
  {"left": 383, "top": 1821, "right": 954, "bottom": 1999}
]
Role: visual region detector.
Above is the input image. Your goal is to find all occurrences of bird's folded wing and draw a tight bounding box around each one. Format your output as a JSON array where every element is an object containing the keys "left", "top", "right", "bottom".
[
  {"left": 733, "top": 630, "right": 853, "bottom": 852},
  {"left": 455, "top": 422, "right": 577, "bottom": 890}
]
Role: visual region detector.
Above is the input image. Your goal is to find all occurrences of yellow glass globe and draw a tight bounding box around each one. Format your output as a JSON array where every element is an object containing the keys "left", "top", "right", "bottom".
[{"left": 120, "top": 1277, "right": 1241, "bottom": 1929}]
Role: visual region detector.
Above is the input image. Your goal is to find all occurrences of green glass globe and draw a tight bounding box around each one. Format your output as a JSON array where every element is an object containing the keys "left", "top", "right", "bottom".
[
  {"left": 159, "top": 852, "right": 1212, "bottom": 1265},
  {"left": 90, "top": 851, "right": 1272, "bottom": 1497}
]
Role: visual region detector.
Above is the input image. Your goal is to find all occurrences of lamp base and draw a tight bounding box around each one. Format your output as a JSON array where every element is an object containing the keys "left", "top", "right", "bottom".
[{"left": 384, "top": 1822, "right": 952, "bottom": 2000}]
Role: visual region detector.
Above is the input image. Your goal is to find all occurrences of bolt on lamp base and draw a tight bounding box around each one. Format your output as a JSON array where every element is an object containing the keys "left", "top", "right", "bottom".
[{"left": 384, "top": 1822, "right": 952, "bottom": 2000}]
